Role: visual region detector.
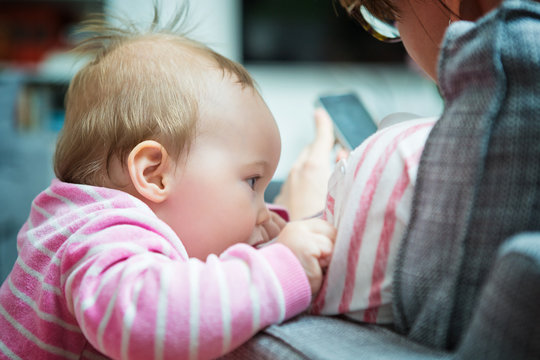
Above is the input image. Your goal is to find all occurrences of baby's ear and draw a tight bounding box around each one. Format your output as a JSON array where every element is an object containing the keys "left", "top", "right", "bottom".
[{"left": 127, "top": 140, "right": 174, "bottom": 203}]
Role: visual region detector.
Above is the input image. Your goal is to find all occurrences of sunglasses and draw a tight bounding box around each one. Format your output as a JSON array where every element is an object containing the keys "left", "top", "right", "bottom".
[{"left": 350, "top": 5, "right": 401, "bottom": 43}]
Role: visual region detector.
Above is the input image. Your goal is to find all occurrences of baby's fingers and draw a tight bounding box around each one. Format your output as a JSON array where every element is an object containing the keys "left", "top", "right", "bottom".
[
  {"left": 268, "top": 211, "right": 287, "bottom": 230},
  {"left": 319, "top": 255, "right": 332, "bottom": 269},
  {"left": 315, "top": 233, "right": 334, "bottom": 258},
  {"left": 303, "top": 218, "right": 337, "bottom": 241}
]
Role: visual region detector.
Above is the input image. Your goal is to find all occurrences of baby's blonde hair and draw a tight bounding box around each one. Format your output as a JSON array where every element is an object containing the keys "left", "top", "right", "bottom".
[{"left": 54, "top": 6, "right": 255, "bottom": 186}]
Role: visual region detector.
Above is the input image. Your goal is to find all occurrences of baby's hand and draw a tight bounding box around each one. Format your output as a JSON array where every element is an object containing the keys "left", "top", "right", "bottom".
[
  {"left": 276, "top": 218, "right": 336, "bottom": 295},
  {"left": 248, "top": 210, "right": 287, "bottom": 248}
]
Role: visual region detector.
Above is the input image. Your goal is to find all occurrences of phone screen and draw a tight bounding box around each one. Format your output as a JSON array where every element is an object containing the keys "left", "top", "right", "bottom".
[{"left": 318, "top": 92, "right": 377, "bottom": 150}]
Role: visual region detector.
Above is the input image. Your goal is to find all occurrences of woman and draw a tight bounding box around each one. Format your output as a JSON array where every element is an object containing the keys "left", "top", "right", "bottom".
[{"left": 271, "top": 0, "right": 540, "bottom": 355}]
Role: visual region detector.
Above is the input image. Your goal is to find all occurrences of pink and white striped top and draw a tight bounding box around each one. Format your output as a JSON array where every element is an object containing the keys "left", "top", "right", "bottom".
[
  {"left": 0, "top": 180, "right": 310, "bottom": 359},
  {"left": 312, "top": 117, "right": 436, "bottom": 323}
]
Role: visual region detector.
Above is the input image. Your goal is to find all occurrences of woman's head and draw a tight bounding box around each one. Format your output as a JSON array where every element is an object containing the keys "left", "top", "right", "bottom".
[
  {"left": 338, "top": 0, "right": 500, "bottom": 80},
  {"left": 54, "top": 11, "right": 255, "bottom": 187}
]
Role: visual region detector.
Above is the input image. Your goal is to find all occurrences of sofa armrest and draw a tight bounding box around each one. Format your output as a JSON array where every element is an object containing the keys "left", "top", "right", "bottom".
[
  {"left": 223, "top": 315, "right": 450, "bottom": 359},
  {"left": 456, "top": 232, "right": 540, "bottom": 359}
]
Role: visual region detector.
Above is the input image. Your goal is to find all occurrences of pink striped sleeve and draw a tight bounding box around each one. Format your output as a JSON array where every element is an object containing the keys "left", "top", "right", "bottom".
[
  {"left": 65, "top": 224, "right": 309, "bottom": 360},
  {"left": 2, "top": 181, "right": 310, "bottom": 359}
]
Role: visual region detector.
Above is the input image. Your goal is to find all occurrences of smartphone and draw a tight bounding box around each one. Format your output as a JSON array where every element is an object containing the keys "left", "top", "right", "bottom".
[{"left": 317, "top": 92, "right": 377, "bottom": 150}]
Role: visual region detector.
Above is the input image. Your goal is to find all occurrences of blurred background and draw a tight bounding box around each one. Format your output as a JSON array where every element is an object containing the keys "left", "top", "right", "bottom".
[{"left": 0, "top": 0, "right": 443, "bottom": 281}]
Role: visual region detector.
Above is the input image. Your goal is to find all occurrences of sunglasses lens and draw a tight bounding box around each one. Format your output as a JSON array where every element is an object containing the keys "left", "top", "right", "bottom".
[{"left": 360, "top": 6, "right": 400, "bottom": 40}]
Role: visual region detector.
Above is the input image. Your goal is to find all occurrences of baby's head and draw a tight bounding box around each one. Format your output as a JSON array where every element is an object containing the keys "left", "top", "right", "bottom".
[{"left": 54, "top": 12, "right": 281, "bottom": 259}]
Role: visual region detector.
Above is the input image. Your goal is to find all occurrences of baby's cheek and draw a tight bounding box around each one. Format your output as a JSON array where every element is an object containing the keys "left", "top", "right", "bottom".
[{"left": 223, "top": 218, "right": 257, "bottom": 248}]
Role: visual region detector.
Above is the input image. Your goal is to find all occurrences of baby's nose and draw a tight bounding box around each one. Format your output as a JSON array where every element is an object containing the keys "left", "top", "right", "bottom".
[{"left": 256, "top": 203, "right": 270, "bottom": 225}]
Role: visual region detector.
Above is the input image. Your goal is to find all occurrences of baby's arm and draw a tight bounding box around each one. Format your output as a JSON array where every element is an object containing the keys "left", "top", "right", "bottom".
[{"left": 63, "top": 220, "right": 332, "bottom": 360}]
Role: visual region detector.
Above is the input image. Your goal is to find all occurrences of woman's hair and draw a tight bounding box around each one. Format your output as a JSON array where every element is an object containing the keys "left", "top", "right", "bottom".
[
  {"left": 337, "top": 0, "right": 457, "bottom": 22},
  {"left": 337, "top": 0, "right": 399, "bottom": 21},
  {"left": 54, "top": 6, "right": 255, "bottom": 186}
]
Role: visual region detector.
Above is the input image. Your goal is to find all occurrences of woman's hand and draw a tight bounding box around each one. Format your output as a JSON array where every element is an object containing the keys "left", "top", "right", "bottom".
[{"left": 274, "top": 108, "right": 343, "bottom": 220}]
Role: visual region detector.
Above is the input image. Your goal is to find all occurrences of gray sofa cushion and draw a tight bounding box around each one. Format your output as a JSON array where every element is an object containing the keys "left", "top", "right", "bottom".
[
  {"left": 457, "top": 233, "right": 540, "bottom": 359},
  {"left": 223, "top": 315, "right": 450, "bottom": 360}
]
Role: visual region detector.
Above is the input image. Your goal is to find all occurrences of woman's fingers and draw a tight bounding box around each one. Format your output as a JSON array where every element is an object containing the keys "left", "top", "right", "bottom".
[
  {"left": 273, "top": 110, "right": 336, "bottom": 220},
  {"left": 313, "top": 107, "right": 335, "bottom": 153}
]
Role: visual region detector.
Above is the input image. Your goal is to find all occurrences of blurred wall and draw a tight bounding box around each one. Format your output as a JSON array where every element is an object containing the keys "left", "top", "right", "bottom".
[
  {"left": 107, "top": 0, "right": 241, "bottom": 61},
  {"left": 0, "top": 0, "right": 242, "bottom": 282}
]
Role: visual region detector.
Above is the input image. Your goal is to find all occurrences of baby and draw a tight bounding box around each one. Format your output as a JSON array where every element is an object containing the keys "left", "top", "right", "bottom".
[{"left": 0, "top": 12, "right": 335, "bottom": 360}]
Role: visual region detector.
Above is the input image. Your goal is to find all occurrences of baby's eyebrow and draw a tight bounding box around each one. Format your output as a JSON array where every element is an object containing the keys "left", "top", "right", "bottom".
[
  {"left": 250, "top": 160, "right": 268, "bottom": 167},
  {"left": 245, "top": 160, "right": 270, "bottom": 172}
]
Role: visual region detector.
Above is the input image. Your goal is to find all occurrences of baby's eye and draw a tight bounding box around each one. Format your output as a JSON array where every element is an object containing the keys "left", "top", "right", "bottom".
[{"left": 247, "top": 177, "right": 259, "bottom": 190}]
